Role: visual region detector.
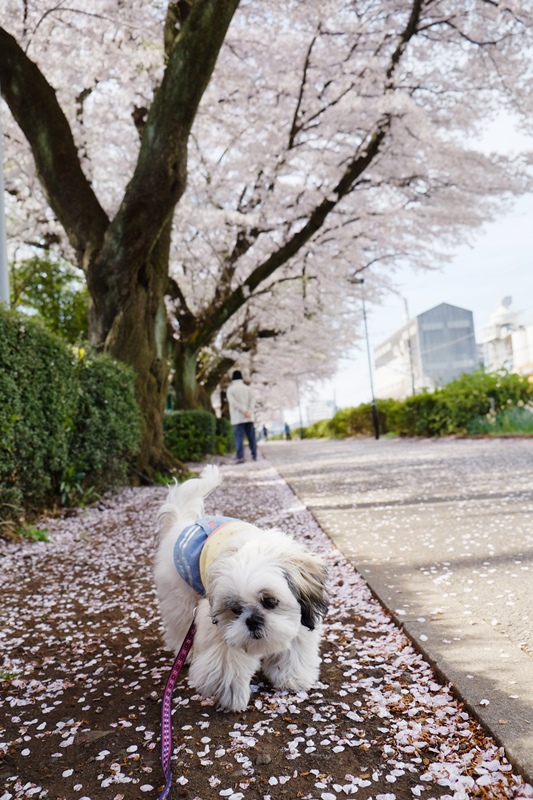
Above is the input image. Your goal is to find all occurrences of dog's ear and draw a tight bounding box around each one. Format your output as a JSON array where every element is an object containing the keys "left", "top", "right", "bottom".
[{"left": 284, "top": 552, "right": 328, "bottom": 631}]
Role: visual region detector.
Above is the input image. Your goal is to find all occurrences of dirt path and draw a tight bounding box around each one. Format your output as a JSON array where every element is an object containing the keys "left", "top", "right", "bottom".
[{"left": 1, "top": 460, "right": 532, "bottom": 800}]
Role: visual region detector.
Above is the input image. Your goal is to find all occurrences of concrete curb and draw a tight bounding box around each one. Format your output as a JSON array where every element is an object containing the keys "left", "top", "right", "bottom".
[{"left": 324, "top": 534, "right": 533, "bottom": 785}]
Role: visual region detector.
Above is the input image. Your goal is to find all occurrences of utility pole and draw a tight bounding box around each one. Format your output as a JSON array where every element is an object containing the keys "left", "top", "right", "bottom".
[
  {"left": 0, "top": 95, "right": 10, "bottom": 308},
  {"left": 295, "top": 376, "right": 305, "bottom": 438},
  {"left": 401, "top": 295, "right": 415, "bottom": 396},
  {"left": 351, "top": 276, "right": 379, "bottom": 440}
]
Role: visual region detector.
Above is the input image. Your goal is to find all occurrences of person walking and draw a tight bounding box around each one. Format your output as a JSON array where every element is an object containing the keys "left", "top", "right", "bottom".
[{"left": 226, "top": 370, "right": 257, "bottom": 463}]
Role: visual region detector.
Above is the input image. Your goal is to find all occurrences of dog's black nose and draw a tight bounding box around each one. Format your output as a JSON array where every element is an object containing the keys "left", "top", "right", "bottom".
[{"left": 246, "top": 612, "right": 264, "bottom": 637}]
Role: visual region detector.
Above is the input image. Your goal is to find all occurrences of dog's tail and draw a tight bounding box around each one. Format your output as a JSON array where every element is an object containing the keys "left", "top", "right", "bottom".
[{"left": 157, "top": 465, "right": 223, "bottom": 536}]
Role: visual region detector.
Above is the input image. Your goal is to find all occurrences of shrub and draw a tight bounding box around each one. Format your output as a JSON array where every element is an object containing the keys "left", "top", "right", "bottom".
[
  {"left": 69, "top": 349, "right": 141, "bottom": 491},
  {"left": 392, "top": 370, "right": 533, "bottom": 437},
  {"left": 164, "top": 410, "right": 217, "bottom": 462},
  {"left": 304, "top": 418, "right": 336, "bottom": 438},
  {"left": 391, "top": 391, "right": 450, "bottom": 437},
  {"left": 341, "top": 399, "right": 401, "bottom": 436},
  {"left": 164, "top": 412, "right": 235, "bottom": 461},
  {"left": 467, "top": 404, "right": 533, "bottom": 435},
  {"left": 0, "top": 309, "right": 141, "bottom": 526},
  {"left": 301, "top": 369, "right": 533, "bottom": 440},
  {"left": 303, "top": 398, "right": 402, "bottom": 438},
  {"left": 439, "top": 370, "right": 532, "bottom": 434},
  {"left": 0, "top": 311, "right": 78, "bottom": 518},
  {"left": 215, "top": 416, "right": 235, "bottom": 454}
]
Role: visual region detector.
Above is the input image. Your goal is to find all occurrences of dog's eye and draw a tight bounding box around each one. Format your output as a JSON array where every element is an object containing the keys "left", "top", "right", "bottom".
[
  {"left": 260, "top": 595, "right": 278, "bottom": 611},
  {"left": 229, "top": 603, "right": 243, "bottom": 616}
]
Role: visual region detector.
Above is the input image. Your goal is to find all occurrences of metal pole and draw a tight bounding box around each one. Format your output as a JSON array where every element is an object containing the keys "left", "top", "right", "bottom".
[
  {"left": 295, "top": 376, "right": 304, "bottom": 438},
  {"left": 0, "top": 95, "right": 10, "bottom": 308},
  {"left": 360, "top": 288, "right": 380, "bottom": 439},
  {"left": 402, "top": 296, "right": 415, "bottom": 395},
  {"left": 351, "top": 275, "right": 379, "bottom": 440}
]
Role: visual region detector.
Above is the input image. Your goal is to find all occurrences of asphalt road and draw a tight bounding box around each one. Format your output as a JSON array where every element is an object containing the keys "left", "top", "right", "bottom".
[{"left": 260, "top": 436, "right": 533, "bottom": 782}]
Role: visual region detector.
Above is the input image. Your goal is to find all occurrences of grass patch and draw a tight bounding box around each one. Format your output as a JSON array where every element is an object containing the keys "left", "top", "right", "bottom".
[
  {"left": 16, "top": 523, "right": 50, "bottom": 542},
  {"left": 467, "top": 405, "right": 533, "bottom": 435},
  {"left": 0, "top": 669, "right": 19, "bottom": 681}
]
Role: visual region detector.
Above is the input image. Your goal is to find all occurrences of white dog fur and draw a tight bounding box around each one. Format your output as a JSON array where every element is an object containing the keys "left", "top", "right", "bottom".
[{"left": 154, "top": 465, "right": 328, "bottom": 711}]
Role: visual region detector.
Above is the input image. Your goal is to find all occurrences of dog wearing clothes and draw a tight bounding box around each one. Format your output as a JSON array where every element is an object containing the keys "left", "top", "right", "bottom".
[{"left": 154, "top": 465, "right": 328, "bottom": 712}]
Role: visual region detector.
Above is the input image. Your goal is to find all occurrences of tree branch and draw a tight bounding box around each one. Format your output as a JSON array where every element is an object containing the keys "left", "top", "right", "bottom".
[
  {"left": 188, "top": 0, "right": 426, "bottom": 351},
  {"left": 97, "top": 0, "right": 242, "bottom": 296},
  {"left": 202, "top": 356, "right": 237, "bottom": 394},
  {"left": 0, "top": 26, "right": 109, "bottom": 263},
  {"left": 201, "top": 327, "right": 280, "bottom": 394},
  {"left": 190, "top": 120, "right": 389, "bottom": 351}
]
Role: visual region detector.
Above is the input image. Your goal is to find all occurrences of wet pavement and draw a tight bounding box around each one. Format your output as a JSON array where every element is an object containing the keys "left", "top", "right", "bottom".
[{"left": 261, "top": 436, "right": 533, "bottom": 783}]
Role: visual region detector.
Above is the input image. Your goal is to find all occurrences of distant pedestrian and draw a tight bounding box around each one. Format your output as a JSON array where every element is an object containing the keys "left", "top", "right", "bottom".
[
  {"left": 284, "top": 422, "right": 291, "bottom": 441},
  {"left": 262, "top": 425, "right": 268, "bottom": 440},
  {"left": 226, "top": 370, "right": 257, "bottom": 464}
]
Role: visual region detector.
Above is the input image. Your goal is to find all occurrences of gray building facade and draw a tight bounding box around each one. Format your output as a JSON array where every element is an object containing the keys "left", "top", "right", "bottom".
[{"left": 374, "top": 303, "right": 478, "bottom": 399}]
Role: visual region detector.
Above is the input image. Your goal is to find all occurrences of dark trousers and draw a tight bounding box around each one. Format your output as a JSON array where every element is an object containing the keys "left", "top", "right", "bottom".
[{"left": 234, "top": 422, "right": 257, "bottom": 460}]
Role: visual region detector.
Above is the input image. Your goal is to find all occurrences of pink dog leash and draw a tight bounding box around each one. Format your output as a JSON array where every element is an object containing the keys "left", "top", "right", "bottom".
[{"left": 158, "top": 620, "right": 197, "bottom": 800}]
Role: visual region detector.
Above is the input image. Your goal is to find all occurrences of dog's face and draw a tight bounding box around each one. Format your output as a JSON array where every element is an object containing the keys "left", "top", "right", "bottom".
[{"left": 206, "top": 539, "right": 327, "bottom": 656}]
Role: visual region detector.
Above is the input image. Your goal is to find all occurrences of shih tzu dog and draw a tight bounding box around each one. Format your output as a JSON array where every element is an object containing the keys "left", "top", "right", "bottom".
[{"left": 154, "top": 465, "right": 328, "bottom": 712}]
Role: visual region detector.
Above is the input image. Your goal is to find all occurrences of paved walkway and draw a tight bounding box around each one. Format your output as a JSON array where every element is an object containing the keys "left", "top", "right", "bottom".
[
  {"left": 2, "top": 447, "right": 533, "bottom": 798},
  {"left": 261, "top": 436, "right": 533, "bottom": 783}
]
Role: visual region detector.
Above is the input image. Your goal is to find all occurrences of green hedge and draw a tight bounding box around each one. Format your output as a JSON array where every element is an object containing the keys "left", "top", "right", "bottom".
[
  {"left": 1, "top": 311, "right": 78, "bottom": 517},
  {"left": 302, "top": 370, "right": 533, "bottom": 439},
  {"left": 164, "top": 410, "right": 216, "bottom": 461},
  {"left": 164, "top": 411, "right": 235, "bottom": 462},
  {"left": 393, "top": 371, "right": 532, "bottom": 436},
  {"left": 0, "top": 309, "right": 141, "bottom": 525},
  {"left": 69, "top": 349, "right": 141, "bottom": 490},
  {"left": 304, "top": 399, "right": 401, "bottom": 438}
]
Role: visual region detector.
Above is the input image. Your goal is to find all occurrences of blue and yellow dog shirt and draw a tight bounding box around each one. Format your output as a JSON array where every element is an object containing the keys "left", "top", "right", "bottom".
[{"left": 173, "top": 515, "right": 256, "bottom": 595}]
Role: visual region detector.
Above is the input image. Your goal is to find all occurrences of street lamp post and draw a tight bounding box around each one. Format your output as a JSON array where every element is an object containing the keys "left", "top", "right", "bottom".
[
  {"left": 295, "top": 376, "right": 304, "bottom": 439},
  {"left": 351, "top": 276, "right": 379, "bottom": 440},
  {"left": 400, "top": 294, "right": 415, "bottom": 396}
]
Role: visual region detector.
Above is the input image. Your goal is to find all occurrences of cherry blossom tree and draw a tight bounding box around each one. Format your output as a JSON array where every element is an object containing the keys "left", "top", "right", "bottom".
[
  {"left": 2, "top": 0, "right": 533, "bottom": 471},
  {"left": 167, "top": 0, "right": 533, "bottom": 409},
  {"left": 200, "top": 267, "right": 359, "bottom": 417},
  {"left": 1, "top": 0, "right": 241, "bottom": 475}
]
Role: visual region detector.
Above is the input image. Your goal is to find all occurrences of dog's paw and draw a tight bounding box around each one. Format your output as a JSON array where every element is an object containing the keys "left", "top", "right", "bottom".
[
  {"left": 268, "top": 671, "right": 314, "bottom": 691},
  {"left": 218, "top": 681, "right": 251, "bottom": 712},
  {"left": 262, "top": 656, "right": 319, "bottom": 692}
]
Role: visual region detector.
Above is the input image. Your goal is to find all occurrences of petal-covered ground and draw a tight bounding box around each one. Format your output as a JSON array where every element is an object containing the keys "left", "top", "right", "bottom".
[{"left": 1, "top": 460, "right": 532, "bottom": 800}]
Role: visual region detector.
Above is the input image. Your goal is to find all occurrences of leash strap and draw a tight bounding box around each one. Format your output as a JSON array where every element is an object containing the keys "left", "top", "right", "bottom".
[{"left": 158, "top": 621, "right": 197, "bottom": 800}]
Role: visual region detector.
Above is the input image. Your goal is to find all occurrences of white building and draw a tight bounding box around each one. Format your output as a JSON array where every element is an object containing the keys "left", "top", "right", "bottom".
[
  {"left": 374, "top": 303, "right": 478, "bottom": 400},
  {"left": 481, "top": 297, "right": 533, "bottom": 375}
]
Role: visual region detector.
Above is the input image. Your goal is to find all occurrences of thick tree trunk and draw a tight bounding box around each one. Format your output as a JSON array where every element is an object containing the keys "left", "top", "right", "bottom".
[
  {"left": 172, "top": 341, "right": 214, "bottom": 411},
  {"left": 88, "top": 224, "right": 174, "bottom": 479}
]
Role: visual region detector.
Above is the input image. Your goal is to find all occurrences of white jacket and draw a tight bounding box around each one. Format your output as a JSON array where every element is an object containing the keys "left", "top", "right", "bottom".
[{"left": 226, "top": 379, "right": 255, "bottom": 425}]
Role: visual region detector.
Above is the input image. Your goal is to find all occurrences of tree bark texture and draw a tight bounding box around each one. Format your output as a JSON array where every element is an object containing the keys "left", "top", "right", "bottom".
[{"left": 172, "top": 341, "right": 214, "bottom": 412}]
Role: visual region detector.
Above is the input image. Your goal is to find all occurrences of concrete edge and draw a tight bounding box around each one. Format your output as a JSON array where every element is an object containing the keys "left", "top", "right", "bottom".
[{"left": 357, "top": 560, "right": 533, "bottom": 781}]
